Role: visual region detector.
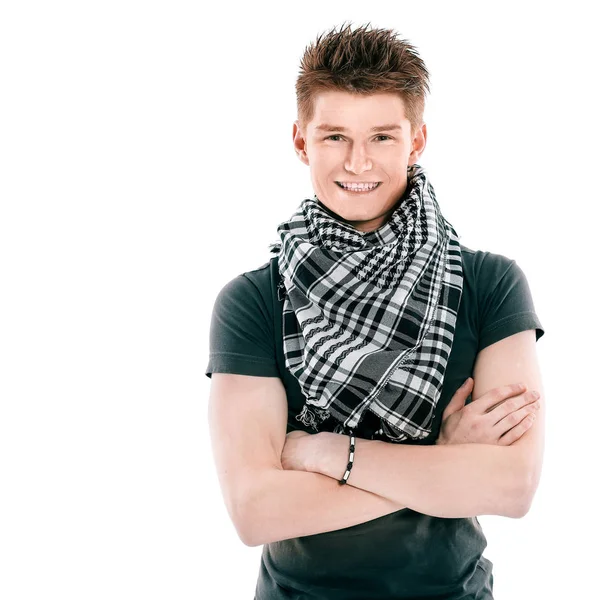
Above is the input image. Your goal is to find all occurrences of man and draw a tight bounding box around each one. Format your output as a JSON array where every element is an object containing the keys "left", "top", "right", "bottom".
[{"left": 206, "top": 22, "right": 545, "bottom": 599}]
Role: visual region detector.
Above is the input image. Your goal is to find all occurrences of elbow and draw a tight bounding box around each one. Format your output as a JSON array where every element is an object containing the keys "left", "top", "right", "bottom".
[
  {"left": 238, "top": 495, "right": 266, "bottom": 547},
  {"left": 238, "top": 525, "right": 259, "bottom": 548},
  {"left": 508, "top": 465, "right": 541, "bottom": 519},
  {"left": 231, "top": 471, "right": 274, "bottom": 548},
  {"left": 232, "top": 466, "right": 283, "bottom": 547},
  {"left": 223, "top": 483, "right": 260, "bottom": 547},
  {"left": 231, "top": 495, "right": 262, "bottom": 547},
  {"left": 237, "top": 503, "right": 272, "bottom": 548},
  {"left": 502, "top": 486, "right": 531, "bottom": 519},
  {"left": 509, "top": 493, "right": 533, "bottom": 519},
  {"left": 231, "top": 504, "right": 261, "bottom": 547}
]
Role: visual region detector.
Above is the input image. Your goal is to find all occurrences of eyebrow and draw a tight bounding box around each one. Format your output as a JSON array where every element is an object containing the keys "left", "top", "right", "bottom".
[{"left": 314, "top": 123, "right": 403, "bottom": 132}]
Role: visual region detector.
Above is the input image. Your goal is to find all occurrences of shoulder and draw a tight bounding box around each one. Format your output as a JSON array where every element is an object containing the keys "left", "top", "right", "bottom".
[
  {"left": 211, "top": 257, "right": 278, "bottom": 319},
  {"left": 206, "top": 258, "right": 280, "bottom": 379},
  {"left": 459, "top": 244, "right": 544, "bottom": 349},
  {"left": 215, "top": 258, "right": 274, "bottom": 296},
  {"left": 459, "top": 242, "right": 532, "bottom": 307},
  {"left": 459, "top": 243, "right": 527, "bottom": 305},
  {"left": 240, "top": 257, "right": 278, "bottom": 299},
  {"left": 459, "top": 243, "right": 517, "bottom": 281}
]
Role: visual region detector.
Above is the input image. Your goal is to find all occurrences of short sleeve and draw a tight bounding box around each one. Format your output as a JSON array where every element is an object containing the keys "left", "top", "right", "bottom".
[
  {"left": 477, "top": 255, "right": 545, "bottom": 353},
  {"left": 205, "top": 274, "right": 279, "bottom": 378}
]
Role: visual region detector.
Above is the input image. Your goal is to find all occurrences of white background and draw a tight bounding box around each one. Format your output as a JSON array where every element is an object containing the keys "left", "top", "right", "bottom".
[{"left": 1, "top": 1, "right": 598, "bottom": 598}]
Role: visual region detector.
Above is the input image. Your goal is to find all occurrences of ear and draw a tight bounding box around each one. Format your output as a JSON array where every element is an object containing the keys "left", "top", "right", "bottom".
[
  {"left": 292, "top": 120, "right": 310, "bottom": 166},
  {"left": 408, "top": 123, "right": 427, "bottom": 165}
]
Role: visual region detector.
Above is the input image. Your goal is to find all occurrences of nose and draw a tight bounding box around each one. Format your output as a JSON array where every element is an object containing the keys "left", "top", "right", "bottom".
[{"left": 344, "top": 143, "right": 372, "bottom": 175}]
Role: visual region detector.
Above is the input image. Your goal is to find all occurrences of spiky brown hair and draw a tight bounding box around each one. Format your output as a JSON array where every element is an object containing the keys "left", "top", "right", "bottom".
[{"left": 296, "top": 21, "right": 430, "bottom": 134}]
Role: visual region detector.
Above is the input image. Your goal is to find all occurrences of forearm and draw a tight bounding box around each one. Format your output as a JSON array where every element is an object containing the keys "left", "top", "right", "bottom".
[
  {"left": 315, "top": 434, "right": 527, "bottom": 519},
  {"left": 240, "top": 466, "right": 407, "bottom": 547}
]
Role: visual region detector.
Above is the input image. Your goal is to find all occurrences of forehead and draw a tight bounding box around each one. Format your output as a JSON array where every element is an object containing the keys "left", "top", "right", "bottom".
[{"left": 311, "top": 91, "right": 408, "bottom": 130}]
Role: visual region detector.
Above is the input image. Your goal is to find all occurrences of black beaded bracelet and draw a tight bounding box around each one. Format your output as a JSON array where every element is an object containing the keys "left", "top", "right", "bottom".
[{"left": 338, "top": 431, "right": 356, "bottom": 485}]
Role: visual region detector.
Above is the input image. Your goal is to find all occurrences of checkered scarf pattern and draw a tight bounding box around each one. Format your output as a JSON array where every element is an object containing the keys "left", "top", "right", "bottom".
[{"left": 271, "top": 164, "right": 463, "bottom": 443}]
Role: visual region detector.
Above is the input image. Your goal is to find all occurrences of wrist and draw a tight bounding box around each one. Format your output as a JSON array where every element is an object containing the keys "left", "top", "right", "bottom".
[
  {"left": 304, "top": 431, "right": 327, "bottom": 474},
  {"left": 312, "top": 431, "right": 352, "bottom": 479},
  {"left": 300, "top": 431, "right": 322, "bottom": 473}
]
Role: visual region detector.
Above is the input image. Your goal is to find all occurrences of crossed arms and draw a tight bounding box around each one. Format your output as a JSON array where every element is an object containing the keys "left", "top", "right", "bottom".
[{"left": 208, "top": 329, "right": 545, "bottom": 547}]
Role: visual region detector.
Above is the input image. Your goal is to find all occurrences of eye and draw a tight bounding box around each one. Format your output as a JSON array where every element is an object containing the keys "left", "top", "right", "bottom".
[{"left": 325, "top": 135, "right": 393, "bottom": 141}]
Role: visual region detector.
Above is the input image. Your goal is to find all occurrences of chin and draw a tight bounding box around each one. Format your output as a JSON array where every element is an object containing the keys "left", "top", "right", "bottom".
[
  {"left": 339, "top": 209, "right": 376, "bottom": 220},
  {"left": 337, "top": 211, "right": 382, "bottom": 225}
]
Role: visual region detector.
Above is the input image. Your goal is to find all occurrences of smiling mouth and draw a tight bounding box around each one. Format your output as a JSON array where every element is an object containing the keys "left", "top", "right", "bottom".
[{"left": 335, "top": 182, "right": 382, "bottom": 192}]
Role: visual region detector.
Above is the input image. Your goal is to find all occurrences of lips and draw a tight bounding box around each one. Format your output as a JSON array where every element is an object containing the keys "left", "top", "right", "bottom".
[{"left": 335, "top": 182, "right": 381, "bottom": 191}]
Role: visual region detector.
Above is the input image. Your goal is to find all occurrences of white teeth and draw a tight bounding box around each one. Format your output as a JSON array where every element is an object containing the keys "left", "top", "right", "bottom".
[{"left": 339, "top": 182, "right": 379, "bottom": 191}]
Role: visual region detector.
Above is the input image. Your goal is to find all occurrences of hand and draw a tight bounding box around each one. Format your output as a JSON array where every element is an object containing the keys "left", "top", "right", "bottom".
[
  {"left": 281, "top": 430, "right": 318, "bottom": 472},
  {"left": 436, "top": 378, "right": 540, "bottom": 446}
]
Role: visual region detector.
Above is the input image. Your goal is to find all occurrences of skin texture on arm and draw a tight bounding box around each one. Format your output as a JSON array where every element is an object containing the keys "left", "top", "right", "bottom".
[
  {"left": 295, "top": 330, "right": 544, "bottom": 518},
  {"left": 208, "top": 373, "right": 408, "bottom": 548},
  {"left": 243, "top": 468, "right": 406, "bottom": 547},
  {"left": 310, "top": 433, "right": 526, "bottom": 518},
  {"left": 471, "top": 329, "right": 546, "bottom": 512}
]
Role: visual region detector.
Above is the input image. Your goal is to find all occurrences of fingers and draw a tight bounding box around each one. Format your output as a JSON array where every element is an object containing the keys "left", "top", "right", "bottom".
[
  {"left": 454, "top": 378, "right": 474, "bottom": 398},
  {"left": 492, "top": 397, "right": 539, "bottom": 432},
  {"left": 442, "top": 377, "right": 474, "bottom": 418},
  {"left": 496, "top": 412, "right": 536, "bottom": 446},
  {"left": 471, "top": 383, "right": 529, "bottom": 415},
  {"left": 461, "top": 377, "right": 474, "bottom": 390},
  {"left": 490, "top": 390, "right": 540, "bottom": 425}
]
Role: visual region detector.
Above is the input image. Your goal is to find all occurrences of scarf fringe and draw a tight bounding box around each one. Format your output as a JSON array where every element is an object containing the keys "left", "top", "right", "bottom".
[{"left": 295, "top": 403, "right": 331, "bottom": 431}]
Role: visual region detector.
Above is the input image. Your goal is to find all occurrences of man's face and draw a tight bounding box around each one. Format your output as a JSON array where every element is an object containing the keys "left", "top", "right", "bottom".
[{"left": 293, "top": 91, "right": 426, "bottom": 233}]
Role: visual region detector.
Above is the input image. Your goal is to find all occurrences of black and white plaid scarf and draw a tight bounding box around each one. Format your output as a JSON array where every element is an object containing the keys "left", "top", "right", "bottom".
[{"left": 270, "top": 164, "right": 463, "bottom": 443}]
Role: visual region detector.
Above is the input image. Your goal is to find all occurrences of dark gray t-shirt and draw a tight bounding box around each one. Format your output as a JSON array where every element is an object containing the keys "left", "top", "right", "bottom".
[{"left": 206, "top": 244, "right": 545, "bottom": 599}]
